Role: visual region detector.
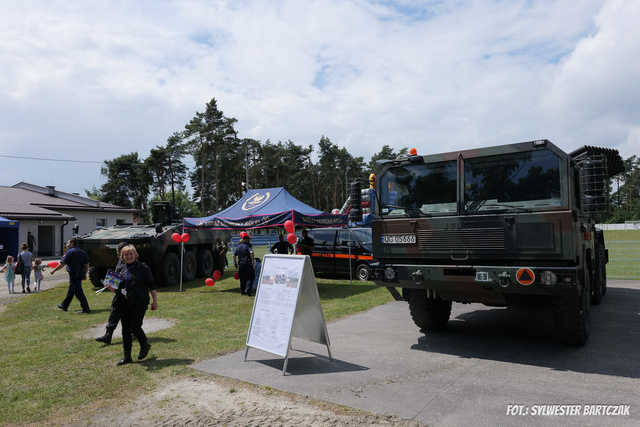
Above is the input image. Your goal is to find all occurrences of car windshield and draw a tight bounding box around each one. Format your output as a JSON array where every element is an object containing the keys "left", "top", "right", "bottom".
[
  {"left": 464, "top": 149, "right": 562, "bottom": 213},
  {"left": 379, "top": 161, "right": 457, "bottom": 216}
]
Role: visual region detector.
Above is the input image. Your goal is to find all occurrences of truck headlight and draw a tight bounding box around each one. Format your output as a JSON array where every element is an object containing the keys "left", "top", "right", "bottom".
[
  {"left": 384, "top": 267, "right": 396, "bottom": 281},
  {"left": 540, "top": 270, "right": 557, "bottom": 285}
]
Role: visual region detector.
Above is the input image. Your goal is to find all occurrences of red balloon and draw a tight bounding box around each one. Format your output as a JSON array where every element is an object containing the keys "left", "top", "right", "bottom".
[
  {"left": 181, "top": 233, "right": 190, "bottom": 243},
  {"left": 213, "top": 270, "right": 222, "bottom": 280},
  {"left": 234, "top": 272, "right": 240, "bottom": 280},
  {"left": 284, "top": 220, "right": 294, "bottom": 233},
  {"left": 205, "top": 278, "right": 215, "bottom": 287},
  {"left": 171, "top": 233, "right": 181, "bottom": 242},
  {"left": 48, "top": 261, "right": 59, "bottom": 269},
  {"left": 287, "top": 232, "right": 297, "bottom": 244}
]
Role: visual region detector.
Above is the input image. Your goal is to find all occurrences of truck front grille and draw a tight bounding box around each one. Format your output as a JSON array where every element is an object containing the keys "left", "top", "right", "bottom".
[{"left": 417, "top": 228, "right": 505, "bottom": 251}]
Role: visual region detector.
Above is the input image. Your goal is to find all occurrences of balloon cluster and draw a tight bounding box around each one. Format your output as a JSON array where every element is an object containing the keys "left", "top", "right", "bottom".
[
  {"left": 204, "top": 270, "right": 223, "bottom": 287},
  {"left": 284, "top": 220, "right": 297, "bottom": 244},
  {"left": 171, "top": 233, "right": 190, "bottom": 243}
]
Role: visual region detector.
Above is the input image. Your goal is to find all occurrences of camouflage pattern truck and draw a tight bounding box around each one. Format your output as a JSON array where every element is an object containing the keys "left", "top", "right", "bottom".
[
  {"left": 370, "top": 140, "right": 623, "bottom": 345},
  {"left": 76, "top": 202, "right": 230, "bottom": 287}
]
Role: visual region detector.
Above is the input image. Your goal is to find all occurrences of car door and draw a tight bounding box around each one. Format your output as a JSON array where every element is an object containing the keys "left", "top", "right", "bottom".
[
  {"left": 335, "top": 229, "right": 356, "bottom": 276},
  {"left": 307, "top": 229, "right": 337, "bottom": 276}
]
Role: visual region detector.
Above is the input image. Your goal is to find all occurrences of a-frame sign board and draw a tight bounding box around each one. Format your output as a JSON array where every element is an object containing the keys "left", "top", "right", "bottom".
[{"left": 244, "top": 254, "right": 332, "bottom": 375}]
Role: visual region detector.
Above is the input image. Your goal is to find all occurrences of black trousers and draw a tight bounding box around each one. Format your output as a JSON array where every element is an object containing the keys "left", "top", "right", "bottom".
[
  {"left": 121, "top": 304, "right": 148, "bottom": 357},
  {"left": 105, "top": 294, "right": 122, "bottom": 335},
  {"left": 238, "top": 264, "right": 254, "bottom": 293},
  {"left": 60, "top": 277, "right": 90, "bottom": 312}
]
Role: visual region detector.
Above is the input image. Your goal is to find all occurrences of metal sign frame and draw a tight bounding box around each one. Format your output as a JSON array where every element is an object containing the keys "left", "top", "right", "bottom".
[{"left": 243, "top": 254, "right": 332, "bottom": 375}]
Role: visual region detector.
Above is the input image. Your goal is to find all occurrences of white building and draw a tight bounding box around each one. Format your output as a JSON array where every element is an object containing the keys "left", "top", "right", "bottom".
[{"left": 0, "top": 182, "right": 137, "bottom": 257}]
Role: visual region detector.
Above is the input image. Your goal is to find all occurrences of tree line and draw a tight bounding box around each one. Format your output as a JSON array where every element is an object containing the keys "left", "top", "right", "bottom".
[
  {"left": 88, "top": 97, "right": 638, "bottom": 223},
  {"left": 88, "top": 98, "right": 402, "bottom": 219}
]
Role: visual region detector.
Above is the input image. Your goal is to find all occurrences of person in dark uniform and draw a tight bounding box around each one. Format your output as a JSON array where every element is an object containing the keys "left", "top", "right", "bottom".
[
  {"left": 298, "top": 229, "right": 314, "bottom": 256},
  {"left": 51, "top": 238, "right": 91, "bottom": 313},
  {"left": 233, "top": 234, "right": 254, "bottom": 296},
  {"left": 96, "top": 242, "right": 129, "bottom": 345},
  {"left": 114, "top": 245, "right": 157, "bottom": 366},
  {"left": 270, "top": 233, "right": 293, "bottom": 255}
]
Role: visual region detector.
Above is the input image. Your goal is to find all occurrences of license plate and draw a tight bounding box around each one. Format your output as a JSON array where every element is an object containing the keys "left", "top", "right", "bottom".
[{"left": 382, "top": 234, "right": 416, "bottom": 244}]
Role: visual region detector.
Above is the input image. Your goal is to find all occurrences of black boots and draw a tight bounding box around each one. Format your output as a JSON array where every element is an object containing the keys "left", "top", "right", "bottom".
[
  {"left": 95, "top": 334, "right": 112, "bottom": 345},
  {"left": 116, "top": 357, "right": 132, "bottom": 366},
  {"left": 138, "top": 343, "right": 151, "bottom": 360}
]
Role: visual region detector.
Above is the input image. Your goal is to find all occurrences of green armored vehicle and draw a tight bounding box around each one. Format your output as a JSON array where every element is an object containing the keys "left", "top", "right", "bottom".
[
  {"left": 76, "top": 202, "right": 230, "bottom": 287},
  {"left": 370, "top": 140, "right": 623, "bottom": 345}
]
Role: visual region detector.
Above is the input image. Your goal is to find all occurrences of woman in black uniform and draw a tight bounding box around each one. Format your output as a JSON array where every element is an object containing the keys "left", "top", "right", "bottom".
[{"left": 115, "top": 245, "right": 158, "bottom": 366}]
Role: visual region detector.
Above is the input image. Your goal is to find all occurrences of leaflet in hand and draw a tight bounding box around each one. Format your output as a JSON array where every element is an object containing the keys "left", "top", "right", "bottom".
[{"left": 102, "top": 269, "right": 123, "bottom": 289}]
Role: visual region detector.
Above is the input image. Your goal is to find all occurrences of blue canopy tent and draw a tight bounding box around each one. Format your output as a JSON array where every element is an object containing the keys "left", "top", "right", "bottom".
[
  {"left": 0, "top": 216, "right": 19, "bottom": 261},
  {"left": 183, "top": 187, "right": 347, "bottom": 230}
]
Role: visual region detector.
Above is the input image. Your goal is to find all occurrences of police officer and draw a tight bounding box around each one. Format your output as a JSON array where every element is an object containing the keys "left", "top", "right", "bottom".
[
  {"left": 96, "top": 242, "right": 129, "bottom": 345},
  {"left": 233, "top": 233, "right": 255, "bottom": 296},
  {"left": 51, "top": 238, "right": 91, "bottom": 313},
  {"left": 270, "top": 233, "right": 293, "bottom": 254}
]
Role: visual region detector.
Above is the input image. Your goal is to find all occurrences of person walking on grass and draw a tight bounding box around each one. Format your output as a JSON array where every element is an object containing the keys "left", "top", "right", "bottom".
[
  {"left": 32, "top": 258, "right": 45, "bottom": 292},
  {"left": 1, "top": 255, "right": 16, "bottom": 294},
  {"left": 96, "top": 242, "right": 129, "bottom": 345},
  {"left": 50, "top": 238, "right": 91, "bottom": 313},
  {"left": 234, "top": 233, "right": 255, "bottom": 296},
  {"left": 18, "top": 243, "right": 33, "bottom": 293},
  {"left": 111, "top": 245, "right": 157, "bottom": 366}
]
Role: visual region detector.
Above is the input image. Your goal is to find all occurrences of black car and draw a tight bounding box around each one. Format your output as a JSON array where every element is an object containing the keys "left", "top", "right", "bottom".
[{"left": 302, "top": 227, "right": 373, "bottom": 281}]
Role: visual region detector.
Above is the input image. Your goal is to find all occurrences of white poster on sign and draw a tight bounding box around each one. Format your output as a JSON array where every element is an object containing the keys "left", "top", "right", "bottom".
[{"left": 245, "top": 254, "right": 331, "bottom": 373}]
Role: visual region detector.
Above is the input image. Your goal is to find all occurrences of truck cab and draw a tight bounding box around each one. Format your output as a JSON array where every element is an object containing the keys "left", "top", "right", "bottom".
[{"left": 371, "top": 140, "right": 623, "bottom": 345}]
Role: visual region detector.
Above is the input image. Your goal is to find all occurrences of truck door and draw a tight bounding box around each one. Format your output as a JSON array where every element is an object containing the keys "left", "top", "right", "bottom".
[{"left": 308, "top": 229, "right": 337, "bottom": 276}]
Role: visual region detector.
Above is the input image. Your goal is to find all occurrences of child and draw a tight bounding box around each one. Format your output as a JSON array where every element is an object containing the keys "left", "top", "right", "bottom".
[
  {"left": 1, "top": 256, "right": 16, "bottom": 294},
  {"left": 33, "top": 258, "right": 45, "bottom": 292}
]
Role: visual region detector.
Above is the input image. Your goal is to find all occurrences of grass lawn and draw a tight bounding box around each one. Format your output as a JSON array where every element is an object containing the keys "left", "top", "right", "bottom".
[
  {"left": 603, "top": 230, "right": 640, "bottom": 280},
  {"left": 0, "top": 253, "right": 393, "bottom": 424}
]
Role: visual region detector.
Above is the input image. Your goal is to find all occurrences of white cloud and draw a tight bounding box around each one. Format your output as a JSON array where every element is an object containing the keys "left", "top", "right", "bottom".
[{"left": 0, "top": 0, "right": 637, "bottom": 195}]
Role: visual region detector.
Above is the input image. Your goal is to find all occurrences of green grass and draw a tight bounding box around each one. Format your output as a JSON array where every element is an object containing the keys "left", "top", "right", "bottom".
[
  {"left": 0, "top": 260, "right": 393, "bottom": 424},
  {"left": 603, "top": 230, "right": 640, "bottom": 280}
]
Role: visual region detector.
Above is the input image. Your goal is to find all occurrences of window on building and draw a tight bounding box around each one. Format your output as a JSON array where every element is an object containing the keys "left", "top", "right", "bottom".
[
  {"left": 96, "top": 218, "right": 107, "bottom": 227},
  {"left": 116, "top": 219, "right": 126, "bottom": 225}
]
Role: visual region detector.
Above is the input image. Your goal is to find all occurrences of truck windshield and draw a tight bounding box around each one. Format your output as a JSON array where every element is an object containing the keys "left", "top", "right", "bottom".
[
  {"left": 379, "top": 161, "right": 457, "bottom": 216},
  {"left": 464, "top": 149, "right": 562, "bottom": 213}
]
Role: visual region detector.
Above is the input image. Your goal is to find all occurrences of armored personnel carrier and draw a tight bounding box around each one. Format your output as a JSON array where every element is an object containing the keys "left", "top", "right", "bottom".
[
  {"left": 369, "top": 140, "right": 623, "bottom": 345},
  {"left": 76, "top": 202, "right": 230, "bottom": 287}
]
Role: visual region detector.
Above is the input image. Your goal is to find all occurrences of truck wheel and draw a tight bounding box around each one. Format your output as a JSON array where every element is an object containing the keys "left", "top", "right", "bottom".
[
  {"left": 591, "top": 259, "right": 603, "bottom": 305},
  {"left": 597, "top": 244, "right": 607, "bottom": 297},
  {"left": 407, "top": 289, "right": 452, "bottom": 332},
  {"left": 160, "top": 252, "right": 180, "bottom": 286},
  {"left": 356, "top": 264, "right": 371, "bottom": 281},
  {"left": 182, "top": 250, "right": 197, "bottom": 282},
  {"left": 197, "top": 248, "right": 214, "bottom": 277},
  {"left": 555, "top": 269, "right": 591, "bottom": 346},
  {"left": 89, "top": 266, "right": 107, "bottom": 288}
]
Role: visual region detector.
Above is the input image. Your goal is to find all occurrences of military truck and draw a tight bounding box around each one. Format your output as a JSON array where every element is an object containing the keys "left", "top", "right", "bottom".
[
  {"left": 370, "top": 140, "right": 623, "bottom": 345},
  {"left": 76, "top": 202, "right": 230, "bottom": 287}
]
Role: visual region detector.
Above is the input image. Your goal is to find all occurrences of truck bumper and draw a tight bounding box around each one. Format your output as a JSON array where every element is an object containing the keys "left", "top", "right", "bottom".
[{"left": 372, "top": 262, "right": 579, "bottom": 304}]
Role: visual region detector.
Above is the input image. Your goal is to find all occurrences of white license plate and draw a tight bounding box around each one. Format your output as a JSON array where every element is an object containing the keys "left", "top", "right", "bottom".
[{"left": 382, "top": 234, "right": 416, "bottom": 244}]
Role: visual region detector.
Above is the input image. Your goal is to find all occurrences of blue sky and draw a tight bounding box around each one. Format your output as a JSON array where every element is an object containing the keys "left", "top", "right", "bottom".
[{"left": 0, "top": 0, "right": 638, "bottom": 196}]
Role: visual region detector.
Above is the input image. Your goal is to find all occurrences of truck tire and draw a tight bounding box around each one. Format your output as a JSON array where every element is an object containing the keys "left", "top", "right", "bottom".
[
  {"left": 595, "top": 244, "right": 607, "bottom": 298},
  {"left": 160, "top": 252, "right": 180, "bottom": 287},
  {"left": 356, "top": 263, "right": 371, "bottom": 281},
  {"left": 555, "top": 268, "right": 591, "bottom": 346},
  {"left": 89, "top": 266, "right": 107, "bottom": 288},
  {"left": 197, "top": 248, "right": 214, "bottom": 277},
  {"left": 407, "top": 289, "right": 452, "bottom": 332},
  {"left": 182, "top": 250, "right": 197, "bottom": 282}
]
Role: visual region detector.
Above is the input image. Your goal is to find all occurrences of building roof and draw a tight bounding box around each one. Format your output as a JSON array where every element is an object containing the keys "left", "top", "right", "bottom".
[{"left": 0, "top": 183, "right": 137, "bottom": 221}]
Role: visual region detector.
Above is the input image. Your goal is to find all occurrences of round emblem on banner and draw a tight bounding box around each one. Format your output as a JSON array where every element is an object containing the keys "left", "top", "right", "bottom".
[
  {"left": 516, "top": 268, "right": 535, "bottom": 286},
  {"left": 242, "top": 192, "right": 271, "bottom": 211}
]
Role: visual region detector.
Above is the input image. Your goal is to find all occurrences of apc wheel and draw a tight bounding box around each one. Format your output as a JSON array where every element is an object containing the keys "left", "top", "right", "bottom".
[
  {"left": 555, "top": 268, "right": 591, "bottom": 346},
  {"left": 160, "top": 252, "right": 180, "bottom": 286},
  {"left": 407, "top": 289, "right": 452, "bottom": 332},
  {"left": 182, "top": 250, "right": 197, "bottom": 282},
  {"left": 197, "top": 248, "right": 214, "bottom": 277},
  {"left": 595, "top": 244, "right": 607, "bottom": 299},
  {"left": 356, "top": 264, "right": 371, "bottom": 281},
  {"left": 89, "top": 266, "right": 107, "bottom": 288}
]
